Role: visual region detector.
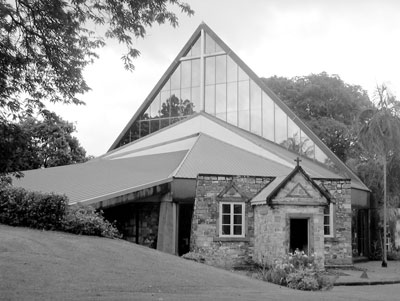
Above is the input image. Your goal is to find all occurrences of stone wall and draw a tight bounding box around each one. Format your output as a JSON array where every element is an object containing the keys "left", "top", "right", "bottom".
[
  {"left": 253, "top": 173, "right": 326, "bottom": 268},
  {"left": 254, "top": 205, "right": 325, "bottom": 267},
  {"left": 190, "top": 173, "right": 352, "bottom": 268},
  {"left": 315, "top": 179, "right": 352, "bottom": 265},
  {"left": 191, "top": 175, "right": 271, "bottom": 268}
]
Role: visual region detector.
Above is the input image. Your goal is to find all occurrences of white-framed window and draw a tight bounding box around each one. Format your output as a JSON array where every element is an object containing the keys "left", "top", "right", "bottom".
[
  {"left": 219, "top": 202, "right": 245, "bottom": 237},
  {"left": 324, "top": 203, "right": 334, "bottom": 237}
]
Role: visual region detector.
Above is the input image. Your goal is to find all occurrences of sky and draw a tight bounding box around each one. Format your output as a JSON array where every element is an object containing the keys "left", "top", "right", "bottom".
[{"left": 48, "top": 0, "right": 400, "bottom": 156}]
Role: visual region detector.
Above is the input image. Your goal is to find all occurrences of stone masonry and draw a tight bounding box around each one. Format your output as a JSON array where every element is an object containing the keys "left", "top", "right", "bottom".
[
  {"left": 191, "top": 175, "right": 271, "bottom": 269},
  {"left": 316, "top": 179, "right": 353, "bottom": 265},
  {"left": 191, "top": 173, "right": 352, "bottom": 269},
  {"left": 253, "top": 172, "right": 327, "bottom": 268}
]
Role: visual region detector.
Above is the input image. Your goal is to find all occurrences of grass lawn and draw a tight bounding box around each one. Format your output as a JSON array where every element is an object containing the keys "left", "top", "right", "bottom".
[{"left": 1, "top": 224, "right": 396, "bottom": 301}]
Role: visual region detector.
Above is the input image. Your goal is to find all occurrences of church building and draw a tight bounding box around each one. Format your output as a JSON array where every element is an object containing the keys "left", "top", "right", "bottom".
[{"left": 14, "top": 23, "right": 370, "bottom": 267}]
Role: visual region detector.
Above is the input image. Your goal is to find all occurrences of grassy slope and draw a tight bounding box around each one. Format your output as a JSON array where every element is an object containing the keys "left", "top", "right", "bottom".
[{"left": 0, "top": 224, "right": 389, "bottom": 301}]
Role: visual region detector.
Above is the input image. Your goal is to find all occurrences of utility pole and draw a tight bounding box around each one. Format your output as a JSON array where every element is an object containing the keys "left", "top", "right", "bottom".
[{"left": 382, "top": 156, "right": 388, "bottom": 267}]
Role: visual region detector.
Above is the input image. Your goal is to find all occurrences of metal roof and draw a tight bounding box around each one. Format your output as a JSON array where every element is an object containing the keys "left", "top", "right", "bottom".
[
  {"left": 199, "top": 113, "right": 368, "bottom": 191},
  {"left": 13, "top": 151, "right": 187, "bottom": 205},
  {"left": 174, "top": 133, "right": 293, "bottom": 178},
  {"left": 13, "top": 111, "right": 368, "bottom": 206}
]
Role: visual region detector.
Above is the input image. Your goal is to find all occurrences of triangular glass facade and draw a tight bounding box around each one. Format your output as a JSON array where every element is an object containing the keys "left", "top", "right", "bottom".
[{"left": 114, "top": 25, "right": 332, "bottom": 168}]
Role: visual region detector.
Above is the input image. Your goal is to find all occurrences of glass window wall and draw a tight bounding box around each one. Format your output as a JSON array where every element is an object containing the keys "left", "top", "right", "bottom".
[
  {"left": 205, "top": 85, "right": 215, "bottom": 115},
  {"left": 205, "top": 56, "right": 216, "bottom": 85},
  {"left": 262, "top": 92, "right": 274, "bottom": 141},
  {"left": 184, "top": 36, "right": 200, "bottom": 57},
  {"left": 250, "top": 80, "right": 262, "bottom": 135},
  {"left": 118, "top": 30, "right": 337, "bottom": 172},
  {"left": 216, "top": 55, "right": 227, "bottom": 84},
  {"left": 227, "top": 82, "right": 238, "bottom": 126},
  {"left": 274, "top": 105, "right": 287, "bottom": 145},
  {"left": 286, "top": 118, "right": 301, "bottom": 152},
  {"left": 216, "top": 83, "right": 227, "bottom": 121},
  {"left": 227, "top": 56, "right": 238, "bottom": 83},
  {"left": 300, "top": 131, "right": 315, "bottom": 159},
  {"left": 238, "top": 80, "right": 250, "bottom": 130}
]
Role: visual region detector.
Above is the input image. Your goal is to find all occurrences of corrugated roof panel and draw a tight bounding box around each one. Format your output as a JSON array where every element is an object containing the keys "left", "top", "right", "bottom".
[
  {"left": 175, "top": 134, "right": 292, "bottom": 178},
  {"left": 14, "top": 151, "right": 187, "bottom": 204},
  {"left": 200, "top": 113, "right": 367, "bottom": 188}
]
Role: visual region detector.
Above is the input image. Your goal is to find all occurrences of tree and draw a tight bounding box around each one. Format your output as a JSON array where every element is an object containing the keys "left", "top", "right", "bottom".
[
  {"left": 263, "top": 73, "right": 371, "bottom": 162},
  {"left": 0, "top": 0, "right": 193, "bottom": 175},
  {"left": 1, "top": 111, "right": 89, "bottom": 173},
  {"left": 0, "top": 122, "right": 32, "bottom": 175},
  {"left": 358, "top": 84, "right": 400, "bottom": 267},
  {"left": 19, "top": 111, "right": 89, "bottom": 168}
]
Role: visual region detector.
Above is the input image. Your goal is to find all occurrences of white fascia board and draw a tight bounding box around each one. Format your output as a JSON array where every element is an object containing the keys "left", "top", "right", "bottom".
[
  {"left": 110, "top": 136, "right": 197, "bottom": 160},
  {"left": 107, "top": 115, "right": 293, "bottom": 168}
]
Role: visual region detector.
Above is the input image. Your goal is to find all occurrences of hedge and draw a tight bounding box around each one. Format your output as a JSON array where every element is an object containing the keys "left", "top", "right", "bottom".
[
  {"left": 0, "top": 186, "right": 120, "bottom": 238},
  {"left": 0, "top": 187, "right": 67, "bottom": 230}
]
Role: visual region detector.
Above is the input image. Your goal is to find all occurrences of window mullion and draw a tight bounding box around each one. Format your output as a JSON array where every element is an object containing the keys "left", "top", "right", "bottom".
[{"left": 230, "top": 204, "right": 234, "bottom": 236}]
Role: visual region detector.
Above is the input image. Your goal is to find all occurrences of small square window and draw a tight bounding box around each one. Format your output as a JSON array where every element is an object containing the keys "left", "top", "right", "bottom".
[{"left": 219, "top": 202, "right": 245, "bottom": 237}]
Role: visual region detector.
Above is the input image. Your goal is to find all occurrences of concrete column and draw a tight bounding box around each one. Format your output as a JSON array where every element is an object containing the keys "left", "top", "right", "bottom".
[{"left": 157, "top": 193, "right": 177, "bottom": 254}]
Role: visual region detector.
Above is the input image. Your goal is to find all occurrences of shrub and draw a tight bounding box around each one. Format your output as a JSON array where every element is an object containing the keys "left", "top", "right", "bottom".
[
  {"left": 0, "top": 186, "right": 67, "bottom": 230},
  {"left": 0, "top": 186, "right": 120, "bottom": 239},
  {"left": 265, "top": 266, "right": 289, "bottom": 286},
  {"left": 61, "top": 205, "right": 121, "bottom": 238},
  {"left": 286, "top": 270, "right": 319, "bottom": 290},
  {"left": 262, "top": 250, "right": 333, "bottom": 291}
]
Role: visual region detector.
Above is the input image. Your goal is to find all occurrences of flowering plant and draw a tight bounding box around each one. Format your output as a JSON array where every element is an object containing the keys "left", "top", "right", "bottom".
[{"left": 263, "top": 249, "right": 332, "bottom": 290}]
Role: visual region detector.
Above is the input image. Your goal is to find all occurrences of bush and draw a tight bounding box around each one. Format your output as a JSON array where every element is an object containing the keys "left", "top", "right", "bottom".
[
  {"left": 61, "top": 205, "right": 121, "bottom": 238},
  {"left": 0, "top": 186, "right": 67, "bottom": 230},
  {"left": 0, "top": 186, "right": 120, "bottom": 238},
  {"left": 262, "top": 250, "right": 333, "bottom": 291},
  {"left": 286, "top": 270, "right": 319, "bottom": 290}
]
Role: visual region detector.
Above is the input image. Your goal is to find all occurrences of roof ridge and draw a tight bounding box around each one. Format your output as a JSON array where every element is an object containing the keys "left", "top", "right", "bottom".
[
  {"left": 186, "top": 133, "right": 293, "bottom": 176},
  {"left": 266, "top": 165, "right": 331, "bottom": 205},
  {"left": 198, "top": 112, "right": 355, "bottom": 180},
  {"left": 104, "top": 132, "right": 199, "bottom": 160},
  {"left": 169, "top": 134, "right": 201, "bottom": 178}
]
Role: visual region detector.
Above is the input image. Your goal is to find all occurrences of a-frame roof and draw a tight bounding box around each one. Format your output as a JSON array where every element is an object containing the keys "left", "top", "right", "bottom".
[
  {"left": 13, "top": 23, "right": 369, "bottom": 206},
  {"left": 13, "top": 111, "right": 362, "bottom": 206},
  {"left": 108, "top": 22, "right": 368, "bottom": 193},
  {"left": 108, "top": 22, "right": 304, "bottom": 151},
  {"left": 108, "top": 23, "right": 204, "bottom": 151}
]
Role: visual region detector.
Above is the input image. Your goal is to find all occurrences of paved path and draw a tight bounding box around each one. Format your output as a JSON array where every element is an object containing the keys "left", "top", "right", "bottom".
[
  {"left": 333, "top": 260, "right": 400, "bottom": 285},
  {"left": 0, "top": 225, "right": 399, "bottom": 300}
]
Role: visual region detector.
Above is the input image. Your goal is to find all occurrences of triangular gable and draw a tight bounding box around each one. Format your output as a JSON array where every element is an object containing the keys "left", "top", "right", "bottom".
[
  {"left": 287, "top": 183, "right": 311, "bottom": 198},
  {"left": 109, "top": 24, "right": 204, "bottom": 151},
  {"left": 265, "top": 164, "right": 331, "bottom": 206},
  {"left": 217, "top": 182, "right": 247, "bottom": 199},
  {"left": 107, "top": 23, "right": 367, "bottom": 191}
]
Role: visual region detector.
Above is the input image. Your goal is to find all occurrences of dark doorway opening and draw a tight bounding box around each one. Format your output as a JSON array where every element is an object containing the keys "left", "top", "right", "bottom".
[
  {"left": 290, "top": 218, "right": 309, "bottom": 254},
  {"left": 352, "top": 209, "right": 369, "bottom": 257},
  {"left": 178, "top": 203, "right": 194, "bottom": 256}
]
